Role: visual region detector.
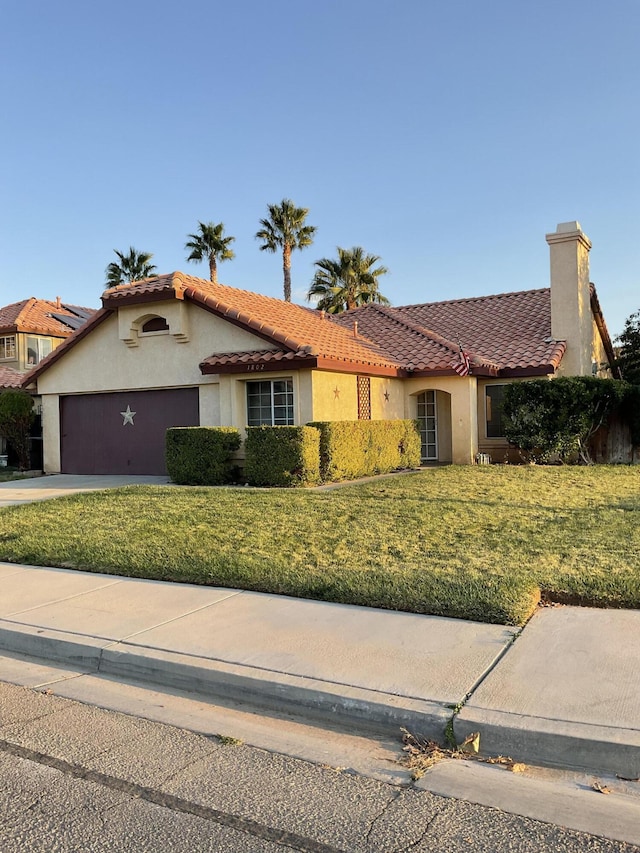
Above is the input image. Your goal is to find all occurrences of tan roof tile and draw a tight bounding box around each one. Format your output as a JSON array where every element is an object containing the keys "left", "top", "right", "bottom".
[
  {"left": 0, "top": 298, "right": 97, "bottom": 337},
  {"left": 0, "top": 366, "right": 24, "bottom": 388}
]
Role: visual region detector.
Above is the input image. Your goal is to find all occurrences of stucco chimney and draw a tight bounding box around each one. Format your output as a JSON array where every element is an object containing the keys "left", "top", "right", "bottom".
[
  {"left": 545, "top": 221, "right": 592, "bottom": 376},
  {"left": 55, "top": 296, "right": 61, "bottom": 309}
]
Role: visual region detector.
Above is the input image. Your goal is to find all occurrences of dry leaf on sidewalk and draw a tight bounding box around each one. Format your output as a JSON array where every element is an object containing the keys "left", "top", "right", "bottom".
[{"left": 459, "top": 732, "right": 480, "bottom": 754}]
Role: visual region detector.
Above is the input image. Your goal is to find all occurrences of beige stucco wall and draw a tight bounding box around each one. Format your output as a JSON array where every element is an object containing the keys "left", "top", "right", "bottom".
[
  {"left": 547, "top": 224, "right": 593, "bottom": 377},
  {"left": 38, "top": 301, "right": 282, "bottom": 471},
  {"left": 37, "top": 303, "right": 276, "bottom": 396},
  {"left": 404, "top": 376, "right": 478, "bottom": 464}
]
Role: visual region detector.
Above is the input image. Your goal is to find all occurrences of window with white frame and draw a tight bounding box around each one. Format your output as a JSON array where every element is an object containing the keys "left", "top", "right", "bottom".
[
  {"left": 485, "top": 384, "right": 506, "bottom": 438},
  {"left": 0, "top": 336, "right": 16, "bottom": 360},
  {"left": 247, "top": 379, "right": 294, "bottom": 426},
  {"left": 26, "top": 336, "right": 52, "bottom": 366},
  {"left": 417, "top": 390, "right": 438, "bottom": 460}
]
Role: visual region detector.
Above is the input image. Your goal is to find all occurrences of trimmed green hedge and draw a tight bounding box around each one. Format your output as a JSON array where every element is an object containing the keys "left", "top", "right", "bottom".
[
  {"left": 308, "top": 419, "right": 421, "bottom": 481},
  {"left": 245, "top": 426, "right": 320, "bottom": 487},
  {"left": 166, "top": 427, "right": 241, "bottom": 485}
]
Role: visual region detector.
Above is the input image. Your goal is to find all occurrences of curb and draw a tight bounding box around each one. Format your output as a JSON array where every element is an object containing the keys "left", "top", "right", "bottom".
[
  {"left": 0, "top": 622, "right": 451, "bottom": 741},
  {"left": 454, "top": 706, "right": 640, "bottom": 779}
]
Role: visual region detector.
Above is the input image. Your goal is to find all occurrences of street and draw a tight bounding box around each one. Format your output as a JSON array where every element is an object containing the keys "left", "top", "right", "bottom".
[{"left": 0, "top": 680, "right": 638, "bottom": 853}]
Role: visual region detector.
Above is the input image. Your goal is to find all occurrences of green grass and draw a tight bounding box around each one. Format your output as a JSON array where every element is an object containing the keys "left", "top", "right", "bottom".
[
  {"left": 0, "top": 470, "right": 30, "bottom": 483},
  {"left": 0, "top": 466, "right": 638, "bottom": 625}
]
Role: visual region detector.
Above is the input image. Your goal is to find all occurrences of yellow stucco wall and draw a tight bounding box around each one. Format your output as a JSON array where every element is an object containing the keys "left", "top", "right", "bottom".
[
  {"left": 403, "top": 376, "right": 478, "bottom": 464},
  {"left": 309, "top": 372, "right": 405, "bottom": 422}
]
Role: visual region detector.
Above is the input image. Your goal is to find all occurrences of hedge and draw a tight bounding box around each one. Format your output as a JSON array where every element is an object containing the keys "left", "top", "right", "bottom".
[
  {"left": 166, "top": 427, "right": 241, "bottom": 485},
  {"left": 308, "top": 419, "right": 421, "bottom": 482},
  {"left": 244, "top": 426, "right": 320, "bottom": 487}
]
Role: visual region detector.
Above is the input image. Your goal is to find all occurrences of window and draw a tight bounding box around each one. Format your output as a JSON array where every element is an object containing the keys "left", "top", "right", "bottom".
[
  {"left": 357, "top": 376, "right": 371, "bottom": 420},
  {"left": 141, "top": 316, "right": 169, "bottom": 333},
  {"left": 247, "top": 379, "right": 294, "bottom": 426},
  {"left": 486, "top": 385, "right": 506, "bottom": 438},
  {"left": 417, "top": 390, "right": 438, "bottom": 460},
  {"left": 26, "top": 336, "right": 52, "bottom": 366},
  {"left": 0, "top": 335, "right": 16, "bottom": 360}
]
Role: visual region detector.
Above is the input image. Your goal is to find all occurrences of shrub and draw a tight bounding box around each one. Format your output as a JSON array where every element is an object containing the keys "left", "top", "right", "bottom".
[
  {"left": 0, "top": 390, "right": 35, "bottom": 470},
  {"left": 244, "top": 426, "right": 320, "bottom": 487},
  {"left": 166, "top": 427, "right": 241, "bottom": 485},
  {"left": 309, "top": 419, "right": 421, "bottom": 481},
  {"left": 502, "top": 377, "right": 627, "bottom": 463}
]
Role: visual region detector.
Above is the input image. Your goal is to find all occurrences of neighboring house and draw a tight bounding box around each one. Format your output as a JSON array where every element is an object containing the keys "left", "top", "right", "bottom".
[
  {"left": 0, "top": 297, "right": 95, "bottom": 372},
  {"left": 0, "top": 297, "right": 96, "bottom": 467},
  {"left": 23, "top": 221, "right": 618, "bottom": 475}
]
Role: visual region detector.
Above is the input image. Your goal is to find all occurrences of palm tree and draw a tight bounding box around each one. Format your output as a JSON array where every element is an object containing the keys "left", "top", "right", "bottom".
[
  {"left": 185, "top": 221, "right": 235, "bottom": 284},
  {"left": 105, "top": 248, "right": 156, "bottom": 287},
  {"left": 255, "top": 199, "right": 316, "bottom": 302},
  {"left": 307, "top": 246, "right": 390, "bottom": 313}
]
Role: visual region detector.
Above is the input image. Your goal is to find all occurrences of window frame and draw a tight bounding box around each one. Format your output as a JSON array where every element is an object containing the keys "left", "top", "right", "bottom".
[
  {"left": 485, "top": 383, "right": 507, "bottom": 439},
  {"left": 26, "top": 335, "right": 52, "bottom": 366},
  {"left": 246, "top": 378, "right": 295, "bottom": 427},
  {"left": 0, "top": 335, "right": 16, "bottom": 361}
]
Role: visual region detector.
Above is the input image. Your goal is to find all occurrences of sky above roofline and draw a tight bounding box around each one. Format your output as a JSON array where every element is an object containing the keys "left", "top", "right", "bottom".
[{"left": 1, "top": 1, "right": 638, "bottom": 338}]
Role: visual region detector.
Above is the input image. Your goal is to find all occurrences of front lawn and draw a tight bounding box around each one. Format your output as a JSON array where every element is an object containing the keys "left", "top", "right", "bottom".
[{"left": 0, "top": 467, "right": 638, "bottom": 625}]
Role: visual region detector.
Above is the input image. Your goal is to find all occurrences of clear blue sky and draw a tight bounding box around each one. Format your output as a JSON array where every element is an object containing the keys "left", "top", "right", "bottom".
[{"left": 1, "top": 0, "right": 638, "bottom": 336}]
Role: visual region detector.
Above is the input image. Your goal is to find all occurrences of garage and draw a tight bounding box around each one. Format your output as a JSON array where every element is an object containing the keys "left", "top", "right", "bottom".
[{"left": 60, "top": 388, "right": 199, "bottom": 475}]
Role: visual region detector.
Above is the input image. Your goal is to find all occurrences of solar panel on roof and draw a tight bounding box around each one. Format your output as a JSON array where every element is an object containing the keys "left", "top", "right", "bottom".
[
  {"left": 51, "top": 312, "right": 85, "bottom": 330},
  {"left": 61, "top": 304, "right": 93, "bottom": 320}
]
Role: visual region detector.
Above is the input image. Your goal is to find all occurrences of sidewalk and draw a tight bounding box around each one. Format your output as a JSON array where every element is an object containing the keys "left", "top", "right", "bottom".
[{"left": 0, "top": 561, "right": 638, "bottom": 778}]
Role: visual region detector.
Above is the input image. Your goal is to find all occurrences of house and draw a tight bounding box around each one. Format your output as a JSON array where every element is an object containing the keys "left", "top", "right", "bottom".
[
  {"left": 0, "top": 297, "right": 96, "bottom": 466},
  {"left": 0, "top": 297, "right": 96, "bottom": 372},
  {"left": 23, "top": 221, "right": 618, "bottom": 475}
]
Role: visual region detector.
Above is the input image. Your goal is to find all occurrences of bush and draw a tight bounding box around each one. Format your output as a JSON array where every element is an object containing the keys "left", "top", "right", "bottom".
[
  {"left": 621, "top": 384, "right": 640, "bottom": 447},
  {"left": 502, "top": 377, "right": 627, "bottom": 463},
  {"left": 308, "top": 419, "right": 421, "bottom": 481},
  {"left": 166, "top": 427, "right": 241, "bottom": 485},
  {"left": 244, "top": 426, "right": 320, "bottom": 487},
  {"left": 0, "top": 390, "right": 35, "bottom": 471}
]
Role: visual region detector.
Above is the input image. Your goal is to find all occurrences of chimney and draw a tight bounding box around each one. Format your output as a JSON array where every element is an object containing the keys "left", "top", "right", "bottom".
[
  {"left": 545, "top": 221, "right": 592, "bottom": 376},
  {"left": 353, "top": 320, "right": 358, "bottom": 338},
  {"left": 55, "top": 296, "right": 61, "bottom": 309}
]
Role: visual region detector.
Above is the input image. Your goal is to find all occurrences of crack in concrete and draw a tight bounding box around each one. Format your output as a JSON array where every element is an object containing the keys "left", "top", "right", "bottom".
[
  {"left": 363, "top": 789, "right": 404, "bottom": 849},
  {"left": 396, "top": 798, "right": 450, "bottom": 851},
  {"left": 0, "top": 738, "right": 351, "bottom": 853}
]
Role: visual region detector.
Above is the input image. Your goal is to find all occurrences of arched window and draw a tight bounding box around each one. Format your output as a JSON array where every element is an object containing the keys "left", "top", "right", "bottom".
[{"left": 141, "top": 316, "right": 169, "bottom": 333}]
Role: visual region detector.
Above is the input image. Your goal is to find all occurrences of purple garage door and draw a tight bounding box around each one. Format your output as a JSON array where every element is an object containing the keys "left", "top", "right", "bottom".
[{"left": 60, "top": 388, "right": 200, "bottom": 475}]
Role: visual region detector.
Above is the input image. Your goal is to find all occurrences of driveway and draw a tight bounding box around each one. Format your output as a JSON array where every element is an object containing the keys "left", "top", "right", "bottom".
[{"left": 0, "top": 474, "right": 170, "bottom": 507}]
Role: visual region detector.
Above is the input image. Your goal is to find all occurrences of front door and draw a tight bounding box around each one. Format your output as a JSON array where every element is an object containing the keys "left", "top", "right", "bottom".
[{"left": 417, "top": 390, "right": 438, "bottom": 461}]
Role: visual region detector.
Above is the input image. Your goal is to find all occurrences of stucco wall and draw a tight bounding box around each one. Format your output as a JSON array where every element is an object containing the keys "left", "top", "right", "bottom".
[
  {"left": 404, "top": 376, "right": 478, "bottom": 464},
  {"left": 310, "top": 372, "right": 405, "bottom": 422},
  {"left": 37, "top": 303, "right": 276, "bottom": 396}
]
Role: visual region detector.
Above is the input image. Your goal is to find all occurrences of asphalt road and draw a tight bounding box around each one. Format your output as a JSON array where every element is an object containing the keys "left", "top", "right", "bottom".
[{"left": 0, "top": 682, "right": 638, "bottom": 853}]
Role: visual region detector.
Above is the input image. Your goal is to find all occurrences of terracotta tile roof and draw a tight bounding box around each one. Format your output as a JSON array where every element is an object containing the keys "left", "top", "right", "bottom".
[
  {"left": 27, "top": 275, "right": 572, "bottom": 384},
  {"left": 334, "top": 289, "right": 567, "bottom": 374},
  {"left": 104, "top": 272, "right": 401, "bottom": 373},
  {"left": 0, "top": 298, "right": 97, "bottom": 337},
  {"left": 0, "top": 366, "right": 24, "bottom": 388}
]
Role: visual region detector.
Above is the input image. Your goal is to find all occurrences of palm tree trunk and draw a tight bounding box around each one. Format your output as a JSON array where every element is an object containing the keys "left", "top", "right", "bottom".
[
  {"left": 209, "top": 257, "right": 218, "bottom": 284},
  {"left": 283, "top": 244, "right": 292, "bottom": 302}
]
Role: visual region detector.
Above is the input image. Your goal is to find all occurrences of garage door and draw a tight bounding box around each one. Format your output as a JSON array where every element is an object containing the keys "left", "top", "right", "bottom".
[{"left": 60, "top": 388, "right": 200, "bottom": 475}]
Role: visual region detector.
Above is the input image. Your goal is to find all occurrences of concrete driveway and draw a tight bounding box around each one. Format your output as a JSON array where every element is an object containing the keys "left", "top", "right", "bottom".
[{"left": 0, "top": 474, "right": 170, "bottom": 507}]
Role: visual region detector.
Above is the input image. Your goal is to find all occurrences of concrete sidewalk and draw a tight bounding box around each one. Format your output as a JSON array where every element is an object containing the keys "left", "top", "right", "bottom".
[{"left": 0, "top": 561, "right": 638, "bottom": 778}]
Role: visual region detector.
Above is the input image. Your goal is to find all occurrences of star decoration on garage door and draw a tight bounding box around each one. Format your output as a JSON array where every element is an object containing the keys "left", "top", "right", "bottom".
[{"left": 120, "top": 405, "right": 136, "bottom": 426}]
